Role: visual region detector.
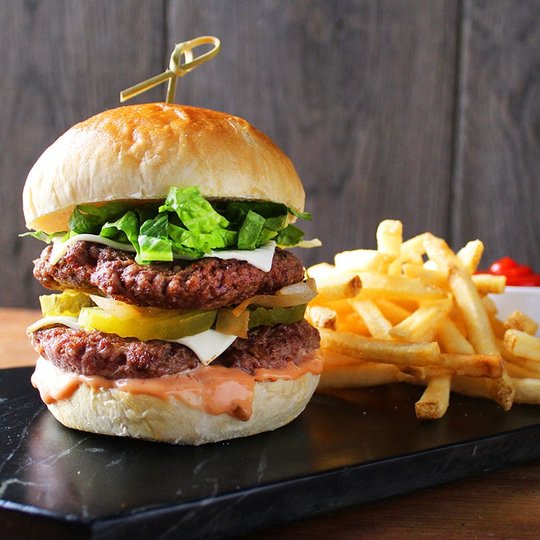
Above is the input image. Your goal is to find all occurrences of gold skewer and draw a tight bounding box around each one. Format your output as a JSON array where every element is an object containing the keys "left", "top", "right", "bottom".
[{"left": 120, "top": 35, "right": 221, "bottom": 103}]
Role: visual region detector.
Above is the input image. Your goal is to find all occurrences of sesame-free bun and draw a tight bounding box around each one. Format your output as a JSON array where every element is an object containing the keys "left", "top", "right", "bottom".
[
  {"left": 36, "top": 358, "right": 320, "bottom": 445},
  {"left": 23, "top": 103, "right": 305, "bottom": 234}
]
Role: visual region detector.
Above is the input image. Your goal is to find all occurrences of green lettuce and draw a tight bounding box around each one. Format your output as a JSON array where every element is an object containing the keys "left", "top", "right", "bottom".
[{"left": 23, "top": 186, "right": 315, "bottom": 263}]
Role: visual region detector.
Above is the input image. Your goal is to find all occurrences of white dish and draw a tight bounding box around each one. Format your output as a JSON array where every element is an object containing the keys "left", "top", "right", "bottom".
[{"left": 490, "top": 287, "right": 540, "bottom": 333}]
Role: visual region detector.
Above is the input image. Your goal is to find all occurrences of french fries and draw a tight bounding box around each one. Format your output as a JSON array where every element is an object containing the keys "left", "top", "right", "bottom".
[
  {"left": 309, "top": 220, "right": 540, "bottom": 420},
  {"left": 504, "top": 311, "right": 539, "bottom": 336}
]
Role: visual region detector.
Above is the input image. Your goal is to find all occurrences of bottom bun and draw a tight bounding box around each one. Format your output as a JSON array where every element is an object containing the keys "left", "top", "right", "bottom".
[{"left": 41, "top": 362, "right": 320, "bottom": 445}]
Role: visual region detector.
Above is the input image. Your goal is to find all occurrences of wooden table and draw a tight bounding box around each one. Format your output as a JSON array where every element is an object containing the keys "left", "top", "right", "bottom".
[{"left": 3, "top": 308, "right": 540, "bottom": 539}]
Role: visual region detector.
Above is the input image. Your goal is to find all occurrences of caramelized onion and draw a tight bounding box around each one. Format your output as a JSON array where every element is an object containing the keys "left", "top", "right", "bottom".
[{"left": 231, "top": 279, "right": 317, "bottom": 316}]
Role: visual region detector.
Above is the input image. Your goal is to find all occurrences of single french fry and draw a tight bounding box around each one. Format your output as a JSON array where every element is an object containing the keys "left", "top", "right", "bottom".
[
  {"left": 402, "top": 263, "right": 448, "bottom": 289},
  {"left": 513, "top": 378, "right": 540, "bottom": 404},
  {"left": 323, "top": 299, "right": 355, "bottom": 314},
  {"left": 423, "top": 259, "right": 441, "bottom": 272},
  {"left": 457, "top": 240, "right": 484, "bottom": 274},
  {"left": 318, "top": 360, "right": 406, "bottom": 389},
  {"left": 506, "top": 363, "right": 540, "bottom": 379},
  {"left": 318, "top": 349, "right": 360, "bottom": 367},
  {"left": 376, "top": 219, "right": 402, "bottom": 254},
  {"left": 405, "top": 355, "right": 501, "bottom": 378},
  {"left": 306, "top": 306, "right": 337, "bottom": 330},
  {"left": 334, "top": 249, "right": 395, "bottom": 274},
  {"left": 319, "top": 329, "right": 440, "bottom": 365},
  {"left": 447, "top": 302, "right": 468, "bottom": 336},
  {"left": 376, "top": 220, "right": 403, "bottom": 275},
  {"left": 492, "top": 371, "right": 515, "bottom": 412},
  {"left": 307, "top": 262, "right": 337, "bottom": 281},
  {"left": 314, "top": 273, "right": 362, "bottom": 303},
  {"left": 403, "top": 365, "right": 452, "bottom": 379},
  {"left": 489, "top": 315, "right": 507, "bottom": 339},
  {"left": 357, "top": 272, "right": 446, "bottom": 302},
  {"left": 452, "top": 376, "right": 540, "bottom": 406},
  {"left": 499, "top": 341, "right": 540, "bottom": 402},
  {"left": 400, "top": 233, "right": 429, "bottom": 264},
  {"left": 481, "top": 296, "right": 498, "bottom": 317},
  {"left": 439, "top": 354, "right": 502, "bottom": 377},
  {"left": 498, "top": 339, "right": 540, "bottom": 375},
  {"left": 389, "top": 297, "right": 419, "bottom": 313},
  {"left": 471, "top": 274, "right": 506, "bottom": 294},
  {"left": 504, "top": 311, "right": 539, "bottom": 336},
  {"left": 436, "top": 318, "right": 475, "bottom": 355},
  {"left": 504, "top": 329, "right": 540, "bottom": 362},
  {"left": 349, "top": 299, "right": 393, "bottom": 340},
  {"left": 451, "top": 376, "right": 493, "bottom": 401},
  {"left": 336, "top": 311, "right": 370, "bottom": 335},
  {"left": 374, "top": 298, "right": 412, "bottom": 325},
  {"left": 415, "top": 375, "right": 451, "bottom": 419},
  {"left": 390, "top": 297, "right": 452, "bottom": 342}
]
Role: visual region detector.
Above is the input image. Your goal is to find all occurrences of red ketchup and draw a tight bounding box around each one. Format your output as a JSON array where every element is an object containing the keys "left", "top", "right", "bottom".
[{"left": 483, "top": 257, "right": 540, "bottom": 286}]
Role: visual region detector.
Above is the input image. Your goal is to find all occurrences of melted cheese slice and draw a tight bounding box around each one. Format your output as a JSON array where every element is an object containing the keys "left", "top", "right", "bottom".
[
  {"left": 28, "top": 317, "right": 237, "bottom": 365},
  {"left": 49, "top": 235, "right": 276, "bottom": 271},
  {"left": 170, "top": 331, "right": 237, "bottom": 366}
]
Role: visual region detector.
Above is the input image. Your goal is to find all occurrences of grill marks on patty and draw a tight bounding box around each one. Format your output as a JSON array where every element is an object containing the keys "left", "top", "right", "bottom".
[
  {"left": 30, "top": 321, "right": 320, "bottom": 379},
  {"left": 33, "top": 242, "right": 305, "bottom": 310}
]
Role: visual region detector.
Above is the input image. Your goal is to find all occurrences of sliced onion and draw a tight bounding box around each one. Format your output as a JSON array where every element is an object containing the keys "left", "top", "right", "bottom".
[
  {"left": 89, "top": 295, "right": 182, "bottom": 318},
  {"left": 231, "top": 278, "right": 317, "bottom": 316},
  {"left": 215, "top": 309, "right": 250, "bottom": 338},
  {"left": 89, "top": 295, "right": 140, "bottom": 318}
]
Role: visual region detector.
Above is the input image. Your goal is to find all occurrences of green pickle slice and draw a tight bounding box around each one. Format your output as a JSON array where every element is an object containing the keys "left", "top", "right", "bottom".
[
  {"left": 248, "top": 304, "right": 307, "bottom": 329},
  {"left": 79, "top": 307, "right": 217, "bottom": 341},
  {"left": 40, "top": 291, "right": 95, "bottom": 317}
]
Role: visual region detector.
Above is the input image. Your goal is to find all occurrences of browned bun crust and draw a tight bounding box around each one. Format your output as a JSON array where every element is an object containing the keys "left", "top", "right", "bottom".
[{"left": 23, "top": 103, "right": 305, "bottom": 233}]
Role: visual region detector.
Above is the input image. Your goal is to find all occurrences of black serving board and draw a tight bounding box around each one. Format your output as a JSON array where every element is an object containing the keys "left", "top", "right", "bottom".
[{"left": 1, "top": 367, "right": 540, "bottom": 540}]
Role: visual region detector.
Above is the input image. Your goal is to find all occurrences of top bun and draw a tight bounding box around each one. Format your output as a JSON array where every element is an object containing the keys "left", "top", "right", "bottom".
[{"left": 23, "top": 103, "right": 305, "bottom": 233}]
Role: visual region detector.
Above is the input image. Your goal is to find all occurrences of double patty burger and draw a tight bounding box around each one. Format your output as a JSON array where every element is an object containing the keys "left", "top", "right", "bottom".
[{"left": 23, "top": 103, "right": 322, "bottom": 444}]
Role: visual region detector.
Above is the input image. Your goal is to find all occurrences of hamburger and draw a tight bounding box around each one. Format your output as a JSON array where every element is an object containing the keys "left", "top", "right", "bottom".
[{"left": 23, "top": 103, "right": 322, "bottom": 445}]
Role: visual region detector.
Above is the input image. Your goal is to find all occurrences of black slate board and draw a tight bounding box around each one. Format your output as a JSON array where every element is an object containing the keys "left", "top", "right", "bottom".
[{"left": 1, "top": 367, "right": 540, "bottom": 539}]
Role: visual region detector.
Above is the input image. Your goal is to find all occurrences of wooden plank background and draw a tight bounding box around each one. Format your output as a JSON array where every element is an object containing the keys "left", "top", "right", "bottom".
[{"left": 1, "top": 0, "right": 539, "bottom": 308}]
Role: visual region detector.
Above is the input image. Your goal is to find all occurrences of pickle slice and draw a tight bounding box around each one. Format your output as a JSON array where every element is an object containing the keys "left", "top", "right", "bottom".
[
  {"left": 215, "top": 304, "right": 308, "bottom": 337},
  {"left": 40, "top": 291, "right": 95, "bottom": 317},
  {"left": 78, "top": 307, "right": 217, "bottom": 341},
  {"left": 248, "top": 304, "right": 307, "bottom": 329}
]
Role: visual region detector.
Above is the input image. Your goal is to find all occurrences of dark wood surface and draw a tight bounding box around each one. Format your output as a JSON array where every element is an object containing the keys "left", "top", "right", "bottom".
[
  {"left": 4, "top": 308, "right": 540, "bottom": 539},
  {"left": 1, "top": 0, "right": 539, "bottom": 307}
]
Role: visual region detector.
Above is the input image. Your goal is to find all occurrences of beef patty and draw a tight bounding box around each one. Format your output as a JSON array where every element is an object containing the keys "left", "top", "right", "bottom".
[
  {"left": 29, "top": 320, "right": 320, "bottom": 379},
  {"left": 34, "top": 242, "right": 305, "bottom": 310}
]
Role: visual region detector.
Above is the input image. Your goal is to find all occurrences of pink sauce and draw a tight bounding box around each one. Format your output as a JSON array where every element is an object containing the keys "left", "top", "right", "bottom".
[{"left": 31, "top": 352, "right": 322, "bottom": 420}]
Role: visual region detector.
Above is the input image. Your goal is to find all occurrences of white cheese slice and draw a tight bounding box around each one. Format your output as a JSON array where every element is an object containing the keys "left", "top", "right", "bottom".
[
  {"left": 205, "top": 241, "right": 276, "bottom": 272},
  {"left": 50, "top": 235, "right": 137, "bottom": 264},
  {"left": 27, "top": 316, "right": 81, "bottom": 333},
  {"left": 49, "top": 235, "right": 276, "bottom": 272},
  {"left": 27, "top": 317, "right": 236, "bottom": 365},
  {"left": 169, "top": 330, "right": 237, "bottom": 366}
]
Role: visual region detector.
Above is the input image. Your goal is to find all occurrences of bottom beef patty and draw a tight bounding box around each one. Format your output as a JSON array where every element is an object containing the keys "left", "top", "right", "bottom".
[{"left": 29, "top": 320, "right": 320, "bottom": 379}]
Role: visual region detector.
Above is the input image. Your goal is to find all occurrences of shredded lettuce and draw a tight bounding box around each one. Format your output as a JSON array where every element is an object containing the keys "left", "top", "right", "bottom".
[
  {"left": 23, "top": 186, "right": 316, "bottom": 263},
  {"left": 19, "top": 231, "right": 67, "bottom": 243},
  {"left": 69, "top": 203, "right": 130, "bottom": 234}
]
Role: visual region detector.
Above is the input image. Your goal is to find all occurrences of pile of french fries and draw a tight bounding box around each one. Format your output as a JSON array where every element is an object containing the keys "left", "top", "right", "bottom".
[{"left": 307, "top": 220, "right": 540, "bottom": 419}]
